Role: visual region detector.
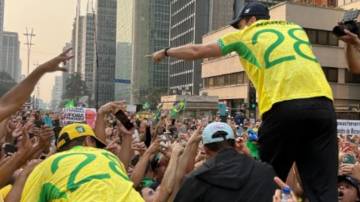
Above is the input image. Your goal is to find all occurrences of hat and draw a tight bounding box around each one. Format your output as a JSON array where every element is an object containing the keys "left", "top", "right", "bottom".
[
  {"left": 202, "top": 122, "right": 235, "bottom": 145},
  {"left": 338, "top": 175, "right": 360, "bottom": 196},
  {"left": 230, "top": 1, "right": 270, "bottom": 29},
  {"left": 57, "top": 123, "right": 106, "bottom": 149}
]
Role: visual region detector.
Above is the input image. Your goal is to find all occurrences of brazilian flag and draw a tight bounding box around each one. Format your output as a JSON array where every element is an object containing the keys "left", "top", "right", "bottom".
[
  {"left": 153, "top": 103, "right": 163, "bottom": 121},
  {"left": 170, "top": 100, "right": 186, "bottom": 118}
]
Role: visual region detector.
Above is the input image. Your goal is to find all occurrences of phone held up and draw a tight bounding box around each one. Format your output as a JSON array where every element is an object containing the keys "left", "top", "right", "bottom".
[
  {"left": 2, "top": 143, "right": 17, "bottom": 156},
  {"left": 115, "top": 110, "right": 134, "bottom": 130}
]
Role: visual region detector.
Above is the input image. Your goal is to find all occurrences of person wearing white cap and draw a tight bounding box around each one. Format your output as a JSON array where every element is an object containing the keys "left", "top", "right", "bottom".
[{"left": 174, "top": 122, "right": 276, "bottom": 202}]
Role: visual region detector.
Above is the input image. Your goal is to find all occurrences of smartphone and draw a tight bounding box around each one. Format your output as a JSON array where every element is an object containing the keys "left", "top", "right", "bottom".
[
  {"left": 115, "top": 110, "right": 134, "bottom": 130},
  {"left": 2, "top": 143, "right": 17, "bottom": 156}
]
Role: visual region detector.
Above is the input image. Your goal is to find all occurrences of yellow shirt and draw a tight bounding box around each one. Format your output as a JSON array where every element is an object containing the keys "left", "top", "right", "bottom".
[
  {"left": 0, "top": 185, "right": 12, "bottom": 202},
  {"left": 21, "top": 146, "right": 144, "bottom": 202},
  {"left": 218, "top": 20, "right": 333, "bottom": 117}
]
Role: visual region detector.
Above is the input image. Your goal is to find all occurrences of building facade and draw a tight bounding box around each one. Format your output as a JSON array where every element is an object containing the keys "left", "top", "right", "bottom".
[
  {"left": 115, "top": 0, "right": 134, "bottom": 102},
  {"left": 147, "top": 0, "right": 170, "bottom": 95},
  {"left": 81, "top": 12, "right": 96, "bottom": 101},
  {"left": 168, "top": 0, "right": 210, "bottom": 96},
  {"left": 129, "top": 0, "right": 171, "bottom": 105},
  {"left": 168, "top": 0, "right": 242, "bottom": 96},
  {"left": 0, "top": 32, "right": 20, "bottom": 82},
  {"left": 209, "top": 0, "right": 234, "bottom": 31},
  {"left": 94, "top": 0, "right": 117, "bottom": 107},
  {"left": 51, "top": 76, "right": 63, "bottom": 110},
  {"left": 0, "top": 0, "right": 4, "bottom": 31}
]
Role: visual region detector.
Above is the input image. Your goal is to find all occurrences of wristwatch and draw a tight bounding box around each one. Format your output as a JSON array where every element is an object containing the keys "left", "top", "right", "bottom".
[{"left": 164, "top": 47, "right": 171, "bottom": 57}]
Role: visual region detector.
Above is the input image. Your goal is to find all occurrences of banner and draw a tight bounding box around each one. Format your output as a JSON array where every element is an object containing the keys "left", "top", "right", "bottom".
[
  {"left": 62, "top": 108, "right": 97, "bottom": 128},
  {"left": 337, "top": 119, "right": 360, "bottom": 135},
  {"left": 62, "top": 108, "right": 86, "bottom": 125},
  {"left": 127, "top": 105, "right": 137, "bottom": 113},
  {"left": 85, "top": 108, "right": 97, "bottom": 128}
]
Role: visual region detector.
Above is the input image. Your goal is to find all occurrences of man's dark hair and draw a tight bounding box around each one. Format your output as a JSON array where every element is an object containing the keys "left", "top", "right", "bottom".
[
  {"left": 204, "top": 131, "right": 235, "bottom": 152},
  {"left": 57, "top": 136, "right": 98, "bottom": 152},
  {"left": 243, "top": 15, "right": 270, "bottom": 23}
]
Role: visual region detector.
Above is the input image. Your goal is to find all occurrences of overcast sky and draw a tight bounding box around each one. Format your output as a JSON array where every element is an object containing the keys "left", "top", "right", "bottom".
[{"left": 4, "top": 0, "right": 90, "bottom": 103}]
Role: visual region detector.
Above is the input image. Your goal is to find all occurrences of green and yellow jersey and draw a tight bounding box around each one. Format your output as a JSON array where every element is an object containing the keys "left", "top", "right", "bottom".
[
  {"left": 20, "top": 146, "right": 144, "bottom": 202},
  {"left": 0, "top": 185, "right": 11, "bottom": 202},
  {"left": 218, "top": 20, "right": 333, "bottom": 117}
]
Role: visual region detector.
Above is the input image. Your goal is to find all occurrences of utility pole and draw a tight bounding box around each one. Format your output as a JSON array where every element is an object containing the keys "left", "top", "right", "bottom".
[
  {"left": 24, "top": 27, "right": 35, "bottom": 75},
  {"left": 34, "top": 62, "right": 40, "bottom": 109}
]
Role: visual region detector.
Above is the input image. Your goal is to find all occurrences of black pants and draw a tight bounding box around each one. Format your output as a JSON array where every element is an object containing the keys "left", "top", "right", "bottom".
[{"left": 258, "top": 97, "right": 338, "bottom": 202}]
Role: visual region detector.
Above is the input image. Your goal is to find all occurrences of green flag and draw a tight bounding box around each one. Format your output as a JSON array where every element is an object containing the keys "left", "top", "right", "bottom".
[
  {"left": 64, "top": 100, "right": 75, "bottom": 108},
  {"left": 170, "top": 100, "right": 186, "bottom": 118},
  {"left": 153, "top": 103, "right": 163, "bottom": 121},
  {"left": 143, "top": 102, "right": 150, "bottom": 110}
]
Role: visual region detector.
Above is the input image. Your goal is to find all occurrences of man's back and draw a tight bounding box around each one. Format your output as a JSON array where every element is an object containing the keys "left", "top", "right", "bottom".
[
  {"left": 20, "top": 146, "right": 143, "bottom": 202},
  {"left": 174, "top": 148, "right": 276, "bottom": 202},
  {"left": 218, "top": 20, "right": 333, "bottom": 117}
]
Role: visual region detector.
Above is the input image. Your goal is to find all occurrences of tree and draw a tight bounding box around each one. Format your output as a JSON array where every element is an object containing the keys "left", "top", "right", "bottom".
[{"left": 61, "top": 73, "right": 89, "bottom": 107}]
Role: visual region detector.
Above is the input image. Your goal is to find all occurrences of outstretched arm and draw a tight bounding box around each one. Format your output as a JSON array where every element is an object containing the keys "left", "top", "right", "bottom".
[
  {"left": 0, "top": 49, "right": 73, "bottom": 122},
  {"left": 152, "top": 43, "right": 222, "bottom": 63}
]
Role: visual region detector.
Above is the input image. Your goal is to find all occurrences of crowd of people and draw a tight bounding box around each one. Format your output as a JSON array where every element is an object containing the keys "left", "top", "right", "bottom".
[{"left": 1, "top": 88, "right": 360, "bottom": 202}]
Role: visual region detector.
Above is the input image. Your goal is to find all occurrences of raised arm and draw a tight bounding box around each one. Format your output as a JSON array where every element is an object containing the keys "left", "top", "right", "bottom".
[
  {"left": 0, "top": 49, "right": 73, "bottom": 122},
  {"left": 130, "top": 139, "right": 160, "bottom": 187},
  {"left": 4, "top": 159, "right": 41, "bottom": 202},
  {"left": 152, "top": 43, "right": 221, "bottom": 63},
  {"left": 153, "top": 143, "right": 184, "bottom": 202},
  {"left": 168, "top": 126, "right": 202, "bottom": 201},
  {"left": 117, "top": 122, "right": 133, "bottom": 169}
]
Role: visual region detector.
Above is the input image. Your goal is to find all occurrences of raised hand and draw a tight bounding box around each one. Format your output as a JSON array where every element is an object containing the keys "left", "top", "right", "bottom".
[
  {"left": 188, "top": 125, "right": 203, "bottom": 143},
  {"left": 152, "top": 49, "right": 166, "bottom": 63},
  {"left": 339, "top": 29, "right": 360, "bottom": 47},
  {"left": 98, "top": 101, "right": 126, "bottom": 115},
  {"left": 37, "top": 48, "right": 73, "bottom": 73}
]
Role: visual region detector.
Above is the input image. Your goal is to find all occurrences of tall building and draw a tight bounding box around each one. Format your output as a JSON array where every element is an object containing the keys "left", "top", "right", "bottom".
[
  {"left": 115, "top": 0, "right": 134, "bottom": 102},
  {"left": 0, "top": 32, "right": 20, "bottom": 82},
  {"left": 115, "top": 42, "right": 132, "bottom": 102},
  {"left": 51, "top": 76, "right": 63, "bottom": 110},
  {"left": 94, "top": 0, "right": 117, "bottom": 107},
  {"left": 147, "top": 0, "right": 170, "bottom": 98},
  {"left": 75, "top": 16, "right": 85, "bottom": 75},
  {"left": 168, "top": 0, "right": 210, "bottom": 96},
  {"left": 61, "top": 43, "right": 72, "bottom": 101},
  {"left": 209, "top": 0, "right": 234, "bottom": 31},
  {"left": 81, "top": 11, "right": 96, "bottom": 102},
  {"left": 131, "top": 0, "right": 170, "bottom": 104},
  {"left": 116, "top": 0, "right": 170, "bottom": 105},
  {"left": 0, "top": 0, "right": 4, "bottom": 31},
  {"left": 69, "top": 1, "right": 96, "bottom": 106}
]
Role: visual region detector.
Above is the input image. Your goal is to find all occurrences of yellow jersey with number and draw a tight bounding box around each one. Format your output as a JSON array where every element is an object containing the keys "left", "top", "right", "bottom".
[
  {"left": 20, "top": 146, "right": 144, "bottom": 202},
  {"left": 218, "top": 20, "right": 333, "bottom": 117}
]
